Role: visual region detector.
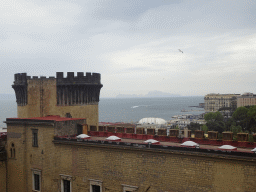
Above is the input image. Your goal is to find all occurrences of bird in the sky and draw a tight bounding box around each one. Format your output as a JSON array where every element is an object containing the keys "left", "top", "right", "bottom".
[{"left": 178, "top": 49, "right": 183, "bottom": 53}]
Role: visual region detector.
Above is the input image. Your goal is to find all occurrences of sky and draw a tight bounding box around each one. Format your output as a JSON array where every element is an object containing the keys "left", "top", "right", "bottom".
[{"left": 1, "top": 0, "right": 256, "bottom": 98}]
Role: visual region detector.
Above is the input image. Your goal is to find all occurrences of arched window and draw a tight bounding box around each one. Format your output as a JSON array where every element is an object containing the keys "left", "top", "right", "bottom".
[{"left": 10, "top": 143, "right": 15, "bottom": 158}]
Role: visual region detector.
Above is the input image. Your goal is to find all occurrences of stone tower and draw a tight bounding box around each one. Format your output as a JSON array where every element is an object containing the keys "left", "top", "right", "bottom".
[{"left": 12, "top": 72, "right": 103, "bottom": 127}]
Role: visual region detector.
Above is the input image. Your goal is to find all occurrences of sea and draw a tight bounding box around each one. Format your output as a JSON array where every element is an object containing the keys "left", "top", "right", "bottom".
[{"left": 0, "top": 96, "right": 204, "bottom": 130}]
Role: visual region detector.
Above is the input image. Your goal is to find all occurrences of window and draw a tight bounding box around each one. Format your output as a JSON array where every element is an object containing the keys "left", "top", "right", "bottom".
[
  {"left": 32, "top": 169, "right": 41, "bottom": 192},
  {"left": 122, "top": 184, "right": 138, "bottom": 192},
  {"left": 63, "top": 180, "right": 71, "bottom": 192},
  {"left": 89, "top": 179, "right": 102, "bottom": 192},
  {"left": 77, "top": 124, "right": 83, "bottom": 135},
  {"left": 10, "top": 143, "right": 15, "bottom": 158},
  {"left": 32, "top": 129, "right": 38, "bottom": 147},
  {"left": 60, "top": 174, "right": 72, "bottom": 192}
]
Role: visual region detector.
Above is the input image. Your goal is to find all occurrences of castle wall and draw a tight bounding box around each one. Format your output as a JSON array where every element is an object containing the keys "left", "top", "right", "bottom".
[
  {"left": 52, "top": 143, "right": 256, "bottom": 192},
  {"left": 6, "top": 124, "right": 27, "bottom": 192},
  {"left": 17, "top": 76, "right": 99, "bottom": 127},
  {"left": 6, "top": 120, "right": 256, "bottom": 192},
  {"left": 6, "top": 123, "right": 56, "bottom": 192},
  {"left": 0, "top": 161, "right": 6, "bottom": 192}
]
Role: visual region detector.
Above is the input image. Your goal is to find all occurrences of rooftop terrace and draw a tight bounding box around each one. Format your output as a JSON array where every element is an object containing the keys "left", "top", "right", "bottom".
[{"left": 54, "top": 134, "right": 256, "bottom": 160}]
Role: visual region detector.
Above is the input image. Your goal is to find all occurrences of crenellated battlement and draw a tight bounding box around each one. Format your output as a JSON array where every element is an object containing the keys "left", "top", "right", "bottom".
[
  {"left": 56, "top": 72, "right": 103, "bottom": 105},
  {"left": 12, "top": 72, "right": 103, "bottom": 107},
  {"left": 13, "top": 72, "right": 101, "bottom": 84},
  {"left": 56, "top": 72, "right": 101, "bottom": 85}
]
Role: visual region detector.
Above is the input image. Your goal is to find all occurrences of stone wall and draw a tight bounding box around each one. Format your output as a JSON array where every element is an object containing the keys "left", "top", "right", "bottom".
[
  {"left": 52, "top": 143, "right": 256, "bottom": 192},
  {"left": 54, "top": 119, "right": 86, "bottom": 136},
  {"left": 16, "top": 77, "right": 99, "bottom": 127},
  {"left": 6, "top": 124, "right": 27, "bottom": 192},
  {"left": 0, "top": 161, "right": 6, "bottom": 192}
]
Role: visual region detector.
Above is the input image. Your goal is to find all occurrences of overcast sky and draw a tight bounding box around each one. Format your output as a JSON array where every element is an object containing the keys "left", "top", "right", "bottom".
[{"left": 1, "top": 0, "right": 256, "bottom": 97}]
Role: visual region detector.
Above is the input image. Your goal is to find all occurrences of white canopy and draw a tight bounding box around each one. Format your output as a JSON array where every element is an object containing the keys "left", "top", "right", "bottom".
[
  {"left": 144, "top": 139, "right": 160, "bottom": 144},
  {"left": 218, "top": 145, "right": 237, "bottom": 150},
  {"left": 76, "top": 134, "right": 90, "bottom": 139},
  {"left": 181, "top": 141, "right": 199, "bottom": 147},
  {"left": 138, "top": 117, "right": 167, "bottom": 125},
  {"left": 106, "top": 136, "right": 121, "bottom": 141},
  {"left": 251, "top": 148, "right": 256, "bottom": 152}
]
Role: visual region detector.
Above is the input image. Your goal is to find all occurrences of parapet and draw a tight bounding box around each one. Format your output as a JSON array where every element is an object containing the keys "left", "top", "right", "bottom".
[
  {"left": 56, "top": 72, "right": 102, "bottom": 85},
  {"left": 12, "top": 72, "right": 103, "bottom": 106},
  {"left": 13, "top": 73, "right": 29, "bottom": 85},
  {"left": 55, "top": 72, "right": 103, "bottom": 105},
  {"left": 13, "top": 72, "right": 102, "bottom": 85}
]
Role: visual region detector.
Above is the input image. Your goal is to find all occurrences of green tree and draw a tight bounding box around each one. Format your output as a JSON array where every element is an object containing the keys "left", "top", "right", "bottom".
[
  {"left": 188, "top": 122, "right": 200, "bottom": 133},
  {"left": 231, "top": 125, "right": 242, "bottom": 140},
  {"left": 204, "top": 111, "right": 224, "bottom": 122},
  {"left": 225, "top": 118, "right": 236, "bottom": 131},
  {"left": 232, "top": 107, "right": 249, "bottom": 131},
  {"left": 247, "top": 106, "right": 256, "bottom": 132},
  {"left": 204, "top": 112, "right": 225, "bottom": 132},
  {"left": 201, "top": 124, "right": 208, "bottom": 133}
]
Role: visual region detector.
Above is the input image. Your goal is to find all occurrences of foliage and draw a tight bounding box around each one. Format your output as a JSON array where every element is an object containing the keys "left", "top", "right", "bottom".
[
  {"left": 230, "top": 106, "right": 256, "bottom": 133},
  {"left": 201, "top": 124, "right": 208, "bottom": 133},
  {"left": 204, "top": 111, "right": 224, "bottom": 122},
  {"left": 225, "top": 118, "right": 236, "bottom": 131},
  {"left": 231, "top": 125, "right": 242, "bottom": 135},
  {"left": 187, "top": 122, "right": 200, "bottom": 133},
  {"left": 231, "top": 125, "right": 242, "bottom": 140},
  {"left": 248, "top": 105, "right": 256, "bottom": 120},
  {"left": 248, "top": 134, "right": 254, "bottom": 143},
  {"left": 204, "top": 112, "right": 225, "bottom": 133},
  {"left": 232, "top": 107, "right": 249, "bottom": 130}
]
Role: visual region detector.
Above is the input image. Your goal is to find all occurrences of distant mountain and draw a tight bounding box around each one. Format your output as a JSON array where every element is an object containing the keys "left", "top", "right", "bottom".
[
  {"left": 0, "top": 94, "right": 16, "bottom": 100},
  {"left": 116, "top": 91, "right": 181, "bottom": 98},
  {"left": 145, "top": 91, "right": 181, "bottom": 97}
]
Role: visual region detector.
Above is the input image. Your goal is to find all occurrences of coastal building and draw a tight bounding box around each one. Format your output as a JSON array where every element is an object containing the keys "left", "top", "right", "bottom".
[
  {"left": 237, "top": 92, "right": 256, "bottom": 107},
  {"left": 169, "top": 114, "right": 206, "bottom": 129},
  {"left": 204, "top": 93, "right": 240, "bottom": 112}
]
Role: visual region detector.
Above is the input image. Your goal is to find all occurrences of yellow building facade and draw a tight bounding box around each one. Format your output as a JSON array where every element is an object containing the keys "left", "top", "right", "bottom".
[
  {"left": 237, "top": 93, "right": 256, "bottom": 107},
  {"left": 204, "top": 93, "right": 240, "bottom": 112},
  {"left": 4, "top": 117, "right": 256, "bottom": 192}
]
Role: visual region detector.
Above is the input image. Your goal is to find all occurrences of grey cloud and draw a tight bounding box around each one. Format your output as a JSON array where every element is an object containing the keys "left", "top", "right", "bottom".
[{"left": 0, "top": 0, "right": 256, "bottom": 97}]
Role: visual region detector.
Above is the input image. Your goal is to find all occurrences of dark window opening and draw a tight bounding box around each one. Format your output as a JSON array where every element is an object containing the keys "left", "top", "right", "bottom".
[
  {"left": 63, "top": 180, "right": 71, "bottom": 192},
  {"left": 32, "top": 129, "right": 38, "bottom": 147},
  {"left": 92, "top": 185, "right": 101, "bottom": 192},
  {"left": 65, "top": 113, "right": 72, "bottom": 118},
  {"left": 34, "top": 173, "right": 40, "bottom": 191},
  {"left": 10, "top": 143, "right": 15, "bottom": 158},
  {"left": 10, "top": 148, "right": 12, "bottom": 158},
  {"left": 77, "top": 124, "right": 83, "bottom": 135}
]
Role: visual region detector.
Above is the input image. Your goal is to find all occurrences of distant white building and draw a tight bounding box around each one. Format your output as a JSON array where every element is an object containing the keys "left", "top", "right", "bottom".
[
  {"left": 138, "top": 117, "right": 167, "bottom": 125},
  {"left": 0, "top": 128, "right": 7, "bottom": 132},
  {"left": 168, "top": 115, "right": 206, "bottom": 129}
]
